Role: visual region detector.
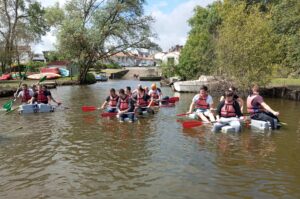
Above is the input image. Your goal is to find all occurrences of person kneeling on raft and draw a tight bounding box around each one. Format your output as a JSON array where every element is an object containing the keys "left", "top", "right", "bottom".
[
  {"left": 133, "top": 87, "right": 154, "bottom": 115},
  {"left": 101, "top": 88, "right": 119, "bottom": 113},
  {"left": 247, "top": 84, "right": 280, "bottom": 130},
  {"left": 212, "top": 90, "right": 243, "bottom": 133},
  {"left": 186, "top": 85, "right": 215, "bottom": 123},
  {"left": 117, "top": 89, "right": 135, "bottom": 122},
  {"left": 30, "top": 85, "right": 61, "bottom": 105}
]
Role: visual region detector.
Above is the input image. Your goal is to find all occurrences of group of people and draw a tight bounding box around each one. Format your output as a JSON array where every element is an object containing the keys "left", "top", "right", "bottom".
[
  {"left": 100, "top": 83, "right": 166, "bottom": 122},
  {"left": 187, "top": 85, "right": 280, "bottom": 133},
  {"left": 16, "top": 83, "right": 61, "bottom": 106}
]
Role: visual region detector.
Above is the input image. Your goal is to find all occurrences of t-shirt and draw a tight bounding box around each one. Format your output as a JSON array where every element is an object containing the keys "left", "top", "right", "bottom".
[
  {"left": 247, "top": 95, "right": 264, "bottom": 107},
  {"left": 33, "top": 90, "right": 51, "bottom": 98},
  {"left": 106, "top": 95, "right": 119, "bottom": 102},
  {"left": 133, "top": 93, "right": 151, "bottom": 105},
  {"left": 17, "top": 89, "right": 34, "bottom": 98},
  {"left": 148, "top": 90, "right": 161, "bottom": 98},
  {"left": 192, "top": 94, "right": 213, "bottom": 105}
]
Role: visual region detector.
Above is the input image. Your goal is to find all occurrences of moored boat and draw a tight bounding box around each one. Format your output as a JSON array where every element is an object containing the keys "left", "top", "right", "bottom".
[{"left": 27, "top": 73, "right": 61, "bottom": 80}]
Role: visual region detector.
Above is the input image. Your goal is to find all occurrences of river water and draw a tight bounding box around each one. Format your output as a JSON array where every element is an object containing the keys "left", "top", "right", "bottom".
[{"left": 0, "top": 80, "right": 300, "bottom": 199}]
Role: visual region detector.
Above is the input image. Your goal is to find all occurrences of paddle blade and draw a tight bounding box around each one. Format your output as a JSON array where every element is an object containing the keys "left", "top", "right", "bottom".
[
  {"left": 169, "top": 97, "right": 179, "bottom": 102},
  {"left": 100, "top": 112, "right": 118, "bottom": 117},
  {"left": 39, "top": 75, "right": 47, "bottom": 83},
  {"left": 182, "top": 121, "right": 203, "bottom": 128},
  {"left": 81, "top": 106, "right": 97, "bottom": 112},
  {"left": 176, "top": 113, "right": 189, "bottom": 117},
  {"left": 2, "top": 100, "right": 13, "bottom": 111}
]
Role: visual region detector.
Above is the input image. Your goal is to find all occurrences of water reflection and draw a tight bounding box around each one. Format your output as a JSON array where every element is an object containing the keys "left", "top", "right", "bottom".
[{"left": 0, "top": 81, "right": 300, "bottom": 198}]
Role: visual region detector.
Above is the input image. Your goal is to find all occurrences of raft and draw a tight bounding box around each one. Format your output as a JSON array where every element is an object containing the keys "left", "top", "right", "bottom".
[
  {"left": 188, "top": 113, "right": 274, "bottom": 131},
  {"left": 19, "top": 104, "right": 55, "bottom": 114}
]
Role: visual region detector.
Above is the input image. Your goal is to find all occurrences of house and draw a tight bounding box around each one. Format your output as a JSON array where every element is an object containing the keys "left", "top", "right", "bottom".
[
  {"left": 154, "top": 51, "right": 180, "bottom": 66},
  {"left": 32, "top": 53, "right": 46, "bottom": 63},
  {"left": 110, "top": 52, "right": 137, "bottom": 67}
]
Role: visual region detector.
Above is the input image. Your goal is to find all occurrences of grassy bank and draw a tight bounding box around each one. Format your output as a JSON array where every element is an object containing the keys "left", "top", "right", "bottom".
[
  {"left": 270, "top": 78, "right": 300, "bottom": 87},
  {"left": 0, "top": 77, "right": 77, "bottom": 90}
]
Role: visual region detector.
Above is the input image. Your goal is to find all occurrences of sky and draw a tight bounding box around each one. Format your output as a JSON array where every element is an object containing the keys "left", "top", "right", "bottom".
[{"left": 34, "top": 0, "right": 215, "bottom": 53}]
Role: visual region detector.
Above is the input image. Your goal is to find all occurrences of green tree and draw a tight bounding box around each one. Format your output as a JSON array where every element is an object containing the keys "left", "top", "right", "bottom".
[
  {"left": 56, "top": 0, "right": 156, "bottom": 84},
  {"left": 272, "top": 0, "right": 300, "bottom": 75},
  {"left": 216, "top": 2, "right": 278, "bottom": 90},
  {"left": 0, "top": 0, "right": 48, "bottom": 73},
  {"left": 177, "top": 3, "right": 222, "bottom": 79}
]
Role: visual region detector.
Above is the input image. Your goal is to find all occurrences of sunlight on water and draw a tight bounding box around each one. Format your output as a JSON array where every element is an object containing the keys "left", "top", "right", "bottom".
[{"left": 0, "top": 80, "right": 300, "bottom": 198}]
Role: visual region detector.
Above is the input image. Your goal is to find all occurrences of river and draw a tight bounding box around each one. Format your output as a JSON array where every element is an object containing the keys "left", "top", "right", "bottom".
[{"left": 0, "top": 80, "right": 300, "bottom": 199}]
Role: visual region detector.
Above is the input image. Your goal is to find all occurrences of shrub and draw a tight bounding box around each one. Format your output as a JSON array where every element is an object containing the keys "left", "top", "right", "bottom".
[{"left": 83, "top": 72, "right": 96, "bottom": 84}]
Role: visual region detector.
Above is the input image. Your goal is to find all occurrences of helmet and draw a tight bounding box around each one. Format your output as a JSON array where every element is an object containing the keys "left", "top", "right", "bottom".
[{"left": 151, "top": 83, "right": 156, "bottom": 90}]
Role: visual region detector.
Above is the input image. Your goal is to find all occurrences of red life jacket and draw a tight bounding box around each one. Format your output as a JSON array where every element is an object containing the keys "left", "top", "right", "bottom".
[
  {"left": 195, "top": 95, "right": 210, "bottom": 109},
  {"left": 109, "top": 95, "right": 118, "bottom": 107},
  {"left": 37, "top": 90, "right": 48, "bottom": 104},
  {"left": 150, "top": 90, "right": 160, "bottom": 99},
  {"left": 247, "top": 95, "right": 264, "bottom": 114},
  {"left": 21, "top": 89, "right": 31, "bottom": 103},
  {"left": 221, "top": 100, "right": 236, "bottom": 117},
  {"left": 137, "top": 93, "right": 148, "bottom": 107},
  {"left": 119, "top": 95, "right": 129, "bottom": 111}
]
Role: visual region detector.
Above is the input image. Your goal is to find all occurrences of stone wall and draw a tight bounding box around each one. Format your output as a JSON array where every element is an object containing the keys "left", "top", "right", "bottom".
[{"left": 260, "top": 86, "right": 300, "bottom": 101}]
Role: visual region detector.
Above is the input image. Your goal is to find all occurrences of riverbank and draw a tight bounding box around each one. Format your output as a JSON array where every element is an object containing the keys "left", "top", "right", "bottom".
[{"left": 0, "top": 78, "right": 79, "bottom": 97}]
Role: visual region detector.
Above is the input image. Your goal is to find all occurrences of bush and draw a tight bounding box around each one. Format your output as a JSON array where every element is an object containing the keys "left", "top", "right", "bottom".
[{"left": 83, "top": 72, "right": 96, "bottom": 84}]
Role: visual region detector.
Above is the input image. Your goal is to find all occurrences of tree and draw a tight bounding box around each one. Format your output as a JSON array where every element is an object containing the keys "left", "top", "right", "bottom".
[
  {"left": 0, "top": 0, "right": 48, "bottom": 73},
  {"left": 177, "top": 3, "right": 222, "bottom": 79},
  {"left": 216, "top": 2, "right": 278, "bottom": 90},
  {"left": 272, "top": 0, "right": 300, "bottom": 75},
  {"left": 56, "top": 0, "right": 156, "bottom": 84}
]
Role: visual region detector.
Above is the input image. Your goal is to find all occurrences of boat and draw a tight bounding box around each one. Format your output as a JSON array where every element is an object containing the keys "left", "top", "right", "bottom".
[
  {"left": 139, "top": 76, "right": 162, "bottom": 81},
  {"left": 27, "top": 73, "right": 61, "bottom": 80},
  {"left": 173, "top": 76, "right": 218, "bottom": 92},
  {"left": 95, "top": 73, "right": 108, "bottom": 81},
  {"left": 58, "top": 68, "right": 70, "bottom": 77},
  {"left": 19, "top": 104, "right": 55, "bottom": 114}
]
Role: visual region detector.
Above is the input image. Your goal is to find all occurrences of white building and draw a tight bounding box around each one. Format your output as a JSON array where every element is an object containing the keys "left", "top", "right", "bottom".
[{"left": 154, "top": 51, "right": 180, "bottom": 66}]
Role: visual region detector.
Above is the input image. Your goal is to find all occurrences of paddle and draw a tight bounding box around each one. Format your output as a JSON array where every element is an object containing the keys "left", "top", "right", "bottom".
[
  {"left": 101, "top": 111, "right": 135, "bottom": 117},
  {"left": 2, "top": 67, "right": 29, "bottom": 111},
  {"left": 81, "top": 106, "right": 100, "bottom": 112},
  {"left": 176, "top": 113, "right": 189, "bottom": 117},
  {"left": 182, "top": 121, "right": 203, "bottom": 128}
]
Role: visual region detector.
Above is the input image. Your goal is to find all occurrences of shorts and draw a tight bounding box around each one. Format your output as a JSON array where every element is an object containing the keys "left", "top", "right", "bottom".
[{"left": 195, "top": 108, "right": 211, "bottom": 116}]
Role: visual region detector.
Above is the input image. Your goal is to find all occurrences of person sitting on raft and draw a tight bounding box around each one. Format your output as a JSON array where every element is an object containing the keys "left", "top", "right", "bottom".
[
  {"left": 186, "top": 85, "right": 215, "bottom": 123},
  {"left": 247, "top": 85, "right": 280, "bottom": 130},
  {"left": 30, "top": 85, "right": 61, "bottom": 105},
  {"left": 133, "top": 87, "right": 154, "bottom": 115},
  {"left": 101, "top": 88, "right": 119, "bottom": 113},
  {"left": 15, "top": 83, "right": 34, "bottom": 104},
  {"left": 148, "top": 83, "right": 162, "bottom": 106},
  {"left": 212, "top": 90, "right": 243, "bottom": 133},
  {"left": 117, "top": 89, "right": 135, "bottom": 123},
  {"left": 125, "top": 86, "right": 132, "bottom": 98},
  {"left": 220, "top": 86, "right": 244, "bottom": 112}
]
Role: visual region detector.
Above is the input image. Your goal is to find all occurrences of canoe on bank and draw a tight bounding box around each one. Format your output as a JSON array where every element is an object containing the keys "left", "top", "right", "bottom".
[
  {"left": 19, "top": 104, "right": 55, "bottom": 114},
  {"left": 27, "top": 73, "right": 61, "bottom": 80},
  {"left": 187, "top": 113, "right": 279, "bottom": 132}
]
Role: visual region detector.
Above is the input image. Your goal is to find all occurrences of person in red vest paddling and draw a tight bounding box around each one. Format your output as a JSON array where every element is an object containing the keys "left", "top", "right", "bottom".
[
  {"left": 187, "top": 85, "right": 215, "bottom": 123},
  {"left": 15, "top": 83, "right": 34, "bottom": 104},
  {"left": 117, "top": 89, "right": 135, "bottom": 122},
  {"left": 212, "top": 90, "right": 243, "bottom": 133},
  {"left": 31, "top": 85, "right": 61, "bottom": 105},
  {"left": 101, "top": 88, "right": 119, "bottom": 113},
  {"left": 247, "top": 85, "right": 280, "bottom": 129}
]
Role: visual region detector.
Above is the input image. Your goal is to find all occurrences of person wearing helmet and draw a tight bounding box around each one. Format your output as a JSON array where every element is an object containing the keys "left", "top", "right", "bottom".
[{"left": 148, "top": 83, "right": 162, "bottom": 106}]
